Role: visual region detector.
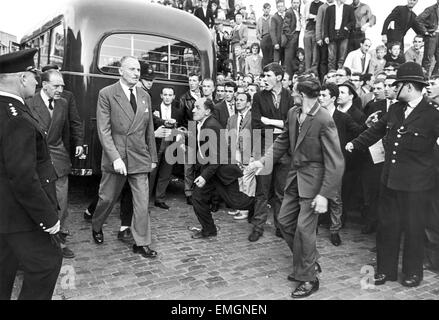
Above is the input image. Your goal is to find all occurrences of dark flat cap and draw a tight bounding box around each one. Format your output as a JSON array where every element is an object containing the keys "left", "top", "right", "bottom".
[
  {"left": 0, "top": 48, "right": 39, "bottom": 74},
  {"left": 338, "top": 81, "right": 358, "bottom": 99}
]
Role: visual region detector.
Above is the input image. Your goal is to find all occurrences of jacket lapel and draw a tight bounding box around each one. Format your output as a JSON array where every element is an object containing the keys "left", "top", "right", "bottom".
[
  {"left": 403, "top": 98, "right": 427, "bottom": 125},
  {"left": 128, "top": 88, "right": 148, "bottom": 133},
  {"left": 31, "top": 94, "right": 51, "bottom": 131},
  {"left": 295, "top": 102, "right": 320, "bottom": 150},
  {"left": 114, "top": 82, "right": 135, "bottom": 122}
]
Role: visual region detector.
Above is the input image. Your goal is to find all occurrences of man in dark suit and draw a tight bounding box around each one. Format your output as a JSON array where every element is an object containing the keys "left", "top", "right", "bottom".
[
  {"left": 92, "top": 56, "right": 158, "bottom": 259},
  {"left": 319, "top": 83, "right": 362, "bottom": 246},
  {"left": 194, "top": 0, "right": 215, "bottom": 29},
  {"left": 381, "top": 0, "right": 425, "bottom": 53},
  {"left": 417, "top": 1, "right": 439, "bottom": 76},
  {"left": 270, "top": 0, "right": 286, "bottom": 64},
  {"left": 283, "top": 0, "right": 302, "bottom": 76},
  {"left": 215, "top": 23, "right": 230, "bottom": 74},
  {"left": 347, "top": 62, "right": 439, "bottom": 288},
  {"left": 27, "top": 70, "right": 84, "bottom": 259},
  {"left": 324, "top": 0, "right": 356, "bottom": 71},
  {"left": 213, "top": 81, "right": 237, "bottom": 129},
  {"left": 251, "top": 77, "right": 344, "bottom": 298},
  {"left": 150, "top": 87, "right": 185, "bottom": 210},
  {"left": 0, "top": 49, "right": 62, "bottom": 300},
  {"left": 190, "top": 98, "right": 254, "bottom": 239},
  {"left": 249, "top": 62, "right": 294, "bottom": 242}
]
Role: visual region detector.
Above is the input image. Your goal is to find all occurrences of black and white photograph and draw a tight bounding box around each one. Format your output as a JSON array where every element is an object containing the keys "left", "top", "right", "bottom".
[{"left": 1, "top": 0, "right": 439, "bottom": 306}]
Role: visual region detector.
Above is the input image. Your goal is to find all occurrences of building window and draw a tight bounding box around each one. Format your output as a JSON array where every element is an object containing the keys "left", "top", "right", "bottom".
[
  {"left": 98, "top": 33, "right": 201, "bottom": 81},
  {"left": 49, "top": 24, "right": 64, "bottom": 67}
]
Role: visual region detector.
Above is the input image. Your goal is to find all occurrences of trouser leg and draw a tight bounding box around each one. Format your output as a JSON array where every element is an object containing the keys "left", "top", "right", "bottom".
[
  {"left": 328, "top": 42, "right": 337, "bottom": 71},
  {"left": 155, "top": 158, "right": 174, "bottom": 203},
  {"left": 329, "top": 191, "right": 342, "bottom": 234},
  {"left": 128, "top": 173, "right": 151, "bottom": 246},
  {"left": 193, "top": 180, "right": 217, "bottom": 234},
  {"left": 272, "top": 159, "right": 290, "bottom": 230},
  {"left": 55, "top": 175, "right": 69, "bottom": 232},
  {"left": 0, "top": 235, "right": 18, "bottom": 300},
  {"left": 92, "top": 172, "right": 126, "bottom": 232},
  {"left": 337, "top": 38, "right": 349, "bottom": 69},
  {"left": 212, "top": 177, "right": 254, "bottom": 211},
  {"left": 184, "top": 163, "right": 195, "bottom": 197},
  {"left": 251, "top": 173, "right": 273, "bottom": 233},
  {"left": 120, "top": 181, "right": 133, "bottom": 227}
]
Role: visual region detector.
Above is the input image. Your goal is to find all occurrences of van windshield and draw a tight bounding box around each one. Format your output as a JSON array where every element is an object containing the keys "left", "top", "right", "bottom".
[{"left": 99, "top": 33, "right": 201, "bottom": 81}]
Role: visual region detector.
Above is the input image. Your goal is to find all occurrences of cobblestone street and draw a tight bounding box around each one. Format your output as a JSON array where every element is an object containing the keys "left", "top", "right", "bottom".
[{"left": 12, "top": 178, "right": 439, "bottom": 300}]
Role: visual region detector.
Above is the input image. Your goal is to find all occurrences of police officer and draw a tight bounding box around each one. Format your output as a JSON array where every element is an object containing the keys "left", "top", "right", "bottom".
[
  {"left": 0, "top": 49, "right": 63, "bottom": 300},
  {"left": 346, "top": 62, "right": 439, "bottom": 287}
]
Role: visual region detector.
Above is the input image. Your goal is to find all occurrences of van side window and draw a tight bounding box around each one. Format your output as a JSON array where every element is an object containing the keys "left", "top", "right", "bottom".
[
  {"left": 49, "top": 24, "right": 64, "bottom": 68},
  {"left": 98, "top": 33, "right": 201, "bottom": 81},
  {"left": 39, "top": 31, "right": 51, "bottom": 68}
]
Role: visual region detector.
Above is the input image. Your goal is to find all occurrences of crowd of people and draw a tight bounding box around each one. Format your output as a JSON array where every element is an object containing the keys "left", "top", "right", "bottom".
[{"left": 2, "top": 0, "right": 439, "bottom": 300}]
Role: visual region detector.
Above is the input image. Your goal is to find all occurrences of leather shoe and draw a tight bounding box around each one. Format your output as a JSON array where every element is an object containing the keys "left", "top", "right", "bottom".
[
  {"left": 191, "top": 230, "right": 217, "bottom": 239},
  {"left": 133, "top": 245, "right": 157, "bottom": 258},
  {"left": 117, "top": 228, "right": 133, "bottom": 242},
  {"left": 330, "top": 233, "right": 341, "bottom": 246},
  {"left": 62, "top": 246, "right": 75, "bottom": 259},
  {"left": 155, "top": 201, "right": 170, "bottom": 210},
  {"left": 374, "top": 273, "right": 397, "bottom": 285},
  {"left": 402, "top": 274, "right": 422, "bottom": 287},
  {"left": 92, "top": 229, "right": 104, "bottom": 244},
  {"left": 291, "top": 279, "right": 319, "bottom": 298},
  {"left": 186, "top": 196, "right": 193, "bottom": 205},
  {"left": 248, "top": 230, "right": 262, "bottom": 242},
  {"left": 210, "top": 203, "right": 219, "bottom": 212}
]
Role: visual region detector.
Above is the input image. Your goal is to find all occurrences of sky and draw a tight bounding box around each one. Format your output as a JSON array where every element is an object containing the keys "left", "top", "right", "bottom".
[{"left": 0, "top": 0, "right": 432, "bottom": 47}]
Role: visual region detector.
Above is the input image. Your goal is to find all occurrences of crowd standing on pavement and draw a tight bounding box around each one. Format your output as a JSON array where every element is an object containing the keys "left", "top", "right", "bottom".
[{"left": 2, "top": 0, "right": 439, "bottom": 300}]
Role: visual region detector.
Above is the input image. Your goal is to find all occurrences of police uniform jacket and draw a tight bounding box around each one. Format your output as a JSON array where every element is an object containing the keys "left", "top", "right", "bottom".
[
  {"left": 0, "top": 95, "right": 58, "bottom": 233},
  {"left": 351, "top": 97, "right": 439, "bottom": 192}
]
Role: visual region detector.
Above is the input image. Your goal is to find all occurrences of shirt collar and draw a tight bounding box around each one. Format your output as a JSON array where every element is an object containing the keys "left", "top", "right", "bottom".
[
  {"left": 197, "top": 115, "right": 210, "bottom": 128},
  {"left": 238, "top": 108, "right": 250, "bottom": 119},
  {"left": 40, "top": 89, "right": 52, "bottom": 106},
  {"left": 120, "top": 80, "right": 137, "bottom": 97},
  {"left": 0, "top": 91, "right": 24, "bottom": 105}
]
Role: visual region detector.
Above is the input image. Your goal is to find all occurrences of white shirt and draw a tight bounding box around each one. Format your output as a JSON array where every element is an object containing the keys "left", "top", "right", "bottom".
[
  {"left": 0, "top": 91, "right": 24, "bottom": 105},
  {"left": 235, "top": 109, "right": 250, "bottom": 162},
  {"left": 227, "top": 101, "right": 235, "bottom": 117},
  {"left": 335, "top": 3, "right": 344, "bottom": 30},
  {"left": 160, "top": 102, "right": 172, "bottom": 120},
  {"left": 343, "top": 48, "right": 371, "bottom": 74},
  {"left": 120, "top": 80, "right": 137, "bottom": 103},
  {"left": 40, "top": 90, "right": 54, "bottom": 117},
  {"left": 294, "top": 9, "right": 302, "bottom": 31},
  {"left": 190, "top": 90, "right": 201, "bottom": 100},
  {"left": 405, "top": 96, "right": 423, "bottom": 118}
]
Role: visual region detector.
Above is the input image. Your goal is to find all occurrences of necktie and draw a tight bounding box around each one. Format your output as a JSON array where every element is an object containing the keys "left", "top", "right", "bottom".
[
  {"left": 404, "top": 103, "right": 413, "bottom": 119},
  {"left": 238, "top": 113, "right": 244, "bottom": 132},
  {"left": 129, "top": 88, "right": 137, "bottom": 114},
  {"left": 48, "top": 98, "right": 54, "bottom": 111},
  {"left": 229, "top": 103, "right": 235, "bottom": 116}
]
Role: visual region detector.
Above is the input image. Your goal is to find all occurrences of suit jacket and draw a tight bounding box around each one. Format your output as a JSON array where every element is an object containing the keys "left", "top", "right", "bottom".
[
  {"left": 28, "top": 93, "right": 72, "bottom": 177},
  {"left": 381, "top": 5, "right": 425, "bottom": 41},
  {"left": 251, "top": 88, "right": 294, "bottom": 157},
  {"left": 61, "top": 90, "right": 84, "bottom": 154},
  {"left": 194, "top": 7, "right": 215, "bottom": 29},
  {"left": 216, "top": 30, "right": 230, "bottom": 60},
  {"left": 152, "top": 101, "right": 186, "bottom": 150},
  {"left": 364, "top": 99, "right": 387, "bottom": 118},
  {"left": 264, "top": 103, "right": 344, "bottom": 200},
  {"left": 179, "top": 90, "right": 198, "bottom": 124},
  {"left": 0, "top": 95, "right": 58, "bottom": 233},
  {"left": 213, "top": 100, "right": 234, "bottom": 129},
  {"left": 343, "top": 48, "right": 372, "bottom": 74},
  {"left": 346, "top": 104, "right": 366, "bottom": 126},
  {"left": 324, "top": 4, "right": 355, "bottom": 41},
  {"left": 352, "top": 97, "right": 439, "bottom": 191},
  {"left": 226, "top": 110, "right": 252, "bottom": 164},
  {"left": 230, "top": 24, "right": 249, "bottom": 47},
  {"left": 96, "top": 82, "right": 157, "bottom": 174},
  {"left": 333, "top": 109, "right": 362, "bottom": 160},
  {"left": 417, "top": 3, "right": 438, "bottom": 34},
  {"left": 270, "top": 12, "right": 285, "bottom": 47},
  {"left": 283, "top": 7, "right": 298, "bottom": 43},
  {"left": 197, "top": 115, "right": 242, "bottom": 185}
]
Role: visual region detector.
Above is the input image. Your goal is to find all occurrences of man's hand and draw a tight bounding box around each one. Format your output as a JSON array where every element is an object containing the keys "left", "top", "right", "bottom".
[
  {"left": 45, "top": 220, "right": 60, "bottom": 234},
  {"left": 365, "top": 110, "right": 381, "bottom": 128},
  {"left": 274, "top": 44, "right": 280, "bottom": 50},
  {"left": 311, "top": 195, "right": 328, "bottom": 214},
  {"left": 154, "top": 125, "right": 172, "bottom": 138},
  {"left": 75, "top": 146, "right": 84, "bottom": 157},
  {"left": 113, "top": 158, "right": 127, "bottom": 176},
  {"left": 194, "top": 176, "right": 206, "bottom": 188},
  {"left": 324, "top": 37, "right": 330, "bottom": 45},
  {"left": 382, "top": 34, "right": 387, "bottom": 44},
  {"left": 151, "top": 163, "right": 157, "bottom": 170},
  {"left": 317, "top": 40, "right": 323, "bottom": 46},
  {"left": 249, "top": 159, "right": 264, "bottom": 174},
  {"left": 345, "top": 142, "right": 354, "bottom": 153},
  {"left": 361, "top": 24, "right": 369, "bottom": 32}
]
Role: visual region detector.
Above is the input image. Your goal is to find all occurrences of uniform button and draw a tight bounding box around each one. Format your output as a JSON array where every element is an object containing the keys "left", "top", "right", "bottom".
[
  {"left": 391, "top": 160, "right": 396, "bottom": 163},
  {"left": 40, "top": 223, "right": 43, "bottom": 227},
  {"left": 414, "top": 133, "right": 419, "bottom": 136},
  {"left": 397, "top": 134, "right": 401, "bottom": 138},
  {"left": 394, "top": 142, "right": 399, "bottom": 146},
  {"left": 400, "top": 126, "right": 404, "bottom": 130},
  {"left": 393, "top": 151, "right": 396, "bottom": 155},
  {"left": 43, "top": 227, "right": 46, "bottom": 230},
  {"left": 46, "top": 179, "right": 50, "bottom": 183}
]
